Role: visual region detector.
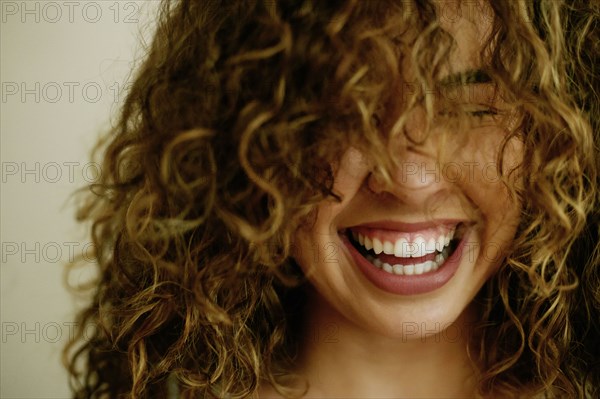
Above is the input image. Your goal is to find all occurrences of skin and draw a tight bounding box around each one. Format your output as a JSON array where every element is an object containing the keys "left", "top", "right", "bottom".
[{"left": 260, "top": 2, "right": 523, "bottom": 398}]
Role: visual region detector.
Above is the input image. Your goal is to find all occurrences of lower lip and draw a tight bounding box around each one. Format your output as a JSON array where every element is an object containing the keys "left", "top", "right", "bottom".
[{"left": 341, "top": 230, "right": 468, "bottom": 296}]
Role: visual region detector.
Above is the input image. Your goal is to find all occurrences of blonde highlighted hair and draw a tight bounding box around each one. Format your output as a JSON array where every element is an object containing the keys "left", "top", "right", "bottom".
[{"left": 64, "top": 1, "right": 599, "bottom": 397}]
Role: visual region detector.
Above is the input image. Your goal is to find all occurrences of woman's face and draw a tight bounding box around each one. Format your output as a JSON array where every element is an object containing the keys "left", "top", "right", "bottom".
[{"left": 292, "top": 5, "right": 523, "bottom": 340}]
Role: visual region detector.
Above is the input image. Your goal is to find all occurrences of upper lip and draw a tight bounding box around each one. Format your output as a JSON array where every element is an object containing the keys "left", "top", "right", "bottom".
[{"left": 344, "top": 219, "right": 465, "bottom": 233}]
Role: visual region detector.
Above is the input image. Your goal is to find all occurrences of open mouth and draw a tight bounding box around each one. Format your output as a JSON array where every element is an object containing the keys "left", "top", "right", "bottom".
[{"left": 343, "top": 223, "right": 466, "bottom": 276}]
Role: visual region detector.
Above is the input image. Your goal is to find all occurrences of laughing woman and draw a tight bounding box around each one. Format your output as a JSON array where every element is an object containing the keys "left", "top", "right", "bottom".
[{"left": 64, "top": 1, "right": 599, "bottom": 398}]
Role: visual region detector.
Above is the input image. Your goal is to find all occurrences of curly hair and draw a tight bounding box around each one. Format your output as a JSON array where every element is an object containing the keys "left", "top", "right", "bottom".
[{"left": 63, "top": 0, "right": 600, "bottom": 398}]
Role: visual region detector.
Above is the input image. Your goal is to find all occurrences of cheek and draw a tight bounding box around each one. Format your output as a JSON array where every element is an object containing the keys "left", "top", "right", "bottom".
[
  {"left": 314, "top": 147, "right": 372, "bottom": 232},
  {"left": 459, "top": 132, "right": 523, "bottom": 270},
  {"left": 457, "top": 130, "right": 523, "bottom": 210},
  {"left": 330, "top": 147, "right": 372, "bottom": 196},
  {"left": 292, "top": 148, "right": 371, "bottom": 274}
]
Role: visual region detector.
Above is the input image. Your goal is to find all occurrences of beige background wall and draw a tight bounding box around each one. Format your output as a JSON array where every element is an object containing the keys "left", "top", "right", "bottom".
[{"left": 1, "top": 1, "right": 159, "bottom": 397}]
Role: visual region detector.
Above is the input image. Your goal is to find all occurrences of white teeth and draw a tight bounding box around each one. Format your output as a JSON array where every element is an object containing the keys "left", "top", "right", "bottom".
[
  {"left": 414, "top": 263, "right": 424, "bottom": 274},
  {"left": 435, "top": 236, "right": 445, "bottom": 251},
  {"left": 394, "top": 237, "right": 408, "bottom": 257},
  {"left": 373, "top": 238, "right": 383, "bottom": 254},
  {"left": 351, "top": 225, "right": 459, "bottom": 262},
  {"left": 412, "top": 236, "right": 427, "bottom": 257},
  {"left": 383, "top": 241, "right": 394, "bottom": 255},
  {"left": 423, "top": 260, "right": 433, "bottom": 272},
  {"left": 364, "top": 241, "right": 453, "bottom": 276},
  {"left": 426, "top": 237, "right": 436, "bottom": 253}
]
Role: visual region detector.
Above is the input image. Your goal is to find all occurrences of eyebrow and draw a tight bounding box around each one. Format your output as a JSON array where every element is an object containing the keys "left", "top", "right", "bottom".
[{"left": 437, "top": 69, "right": 492, "bottom": 87}]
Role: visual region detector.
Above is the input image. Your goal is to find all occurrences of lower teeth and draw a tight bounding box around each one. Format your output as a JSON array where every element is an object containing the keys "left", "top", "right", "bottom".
[{"left": 366, "top": 246, "right": 451, "bottom": 276}]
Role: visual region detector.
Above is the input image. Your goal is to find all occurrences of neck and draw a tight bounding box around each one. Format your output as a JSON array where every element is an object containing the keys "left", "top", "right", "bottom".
[{"left": 293, "top": 285, "right": 481, "bottom": 398}]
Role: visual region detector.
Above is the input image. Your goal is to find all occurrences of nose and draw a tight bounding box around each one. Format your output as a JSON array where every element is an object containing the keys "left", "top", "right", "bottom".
[{"left": 367, "top": 108, "right": 453, "bottom": 205}]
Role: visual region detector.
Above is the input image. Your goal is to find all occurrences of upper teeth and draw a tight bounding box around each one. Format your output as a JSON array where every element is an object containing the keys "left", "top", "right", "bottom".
[{"left": 352, "top": 228, "right": 455, "bottom": 258}]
